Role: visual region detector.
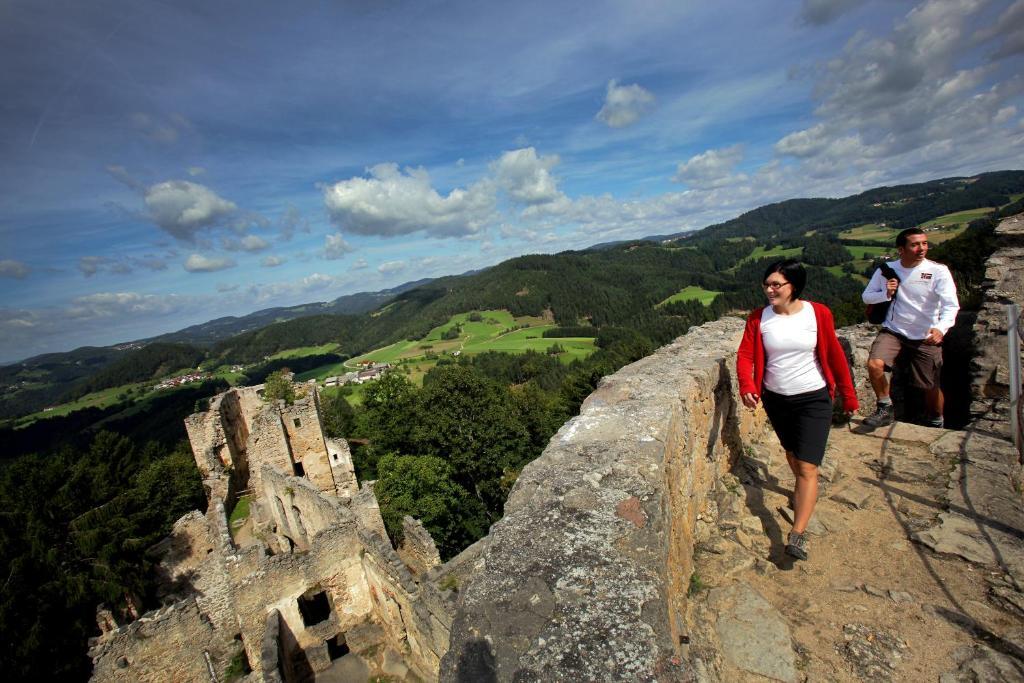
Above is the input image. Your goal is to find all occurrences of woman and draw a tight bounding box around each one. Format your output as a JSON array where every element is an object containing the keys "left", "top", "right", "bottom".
[{"left": 736, "top": 259, "right": 858, "bottom": 561}]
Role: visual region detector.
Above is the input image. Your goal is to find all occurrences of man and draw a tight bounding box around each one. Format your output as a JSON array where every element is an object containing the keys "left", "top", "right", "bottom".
[{"left": 861, "top": 227, "right": 959, "bottom": 428}]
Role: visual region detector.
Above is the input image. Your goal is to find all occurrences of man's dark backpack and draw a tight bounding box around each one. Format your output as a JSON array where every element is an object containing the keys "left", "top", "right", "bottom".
[{"left": 866, "top": 262, "right": 900, "bottom": 324}]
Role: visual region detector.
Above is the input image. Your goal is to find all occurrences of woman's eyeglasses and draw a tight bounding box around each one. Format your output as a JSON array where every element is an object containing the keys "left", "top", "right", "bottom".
[{"left": 763, "top": 281, "right": 790, "bottom": 290}]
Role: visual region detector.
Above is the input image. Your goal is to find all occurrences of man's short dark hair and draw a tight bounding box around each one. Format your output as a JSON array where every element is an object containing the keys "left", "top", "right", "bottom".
[
  {"left": 896, "top": 227, "right": 925, "bottom": 247},
  {"left": 763, "top": 258, "right": 806, "bottom": 299}
]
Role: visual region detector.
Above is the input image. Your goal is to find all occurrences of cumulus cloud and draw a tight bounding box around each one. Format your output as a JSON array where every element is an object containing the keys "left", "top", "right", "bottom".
[
  {"left": 351, "top": 258, "right": 369, "bottom": 270},
  {"left": 491, "top": 147, "right": 566, "bottom": 205},
  {"left": 65, "top": 291, "right": 189, "bottom": 320},
  {"left": 673, "top": 145, "right": 746, "bottom": 188},
  {"left": 377, "top": 260, "right": 407, "bottom": 274},
  {"left": 221, "top": 234, "right": 269, "bottom": 252},
  {"left": 183, "top": 253, "right": 236, "bottom": 272},
  {"left": 774, "top": 0, "right": 1024, "bottom": 178},
  {"left": 144, "top": 180, "right": 238, "bottom": 241},
  {"left": 323, "top": 163, "right": 494, "bottom": 238},
  {"left": 279, "top": 205, "right": 311, "bottom": 242},
  {"left": 799, "top": 0, "right": 869, "bottom": 25},
  {"left": 187, "top": 166, "right": 206, "bottom": 177},
  {"left": 596, "top": 79, "right": 656, "bottom": 128},
  {"left": 323, "top": 233, "right": 355, "bottom": 259},
  {"left": 261, "top": 255, "right": 286, "bottom": 268},
  {"left": 0, "top": 259, "right": 30, "bottom": 279}
]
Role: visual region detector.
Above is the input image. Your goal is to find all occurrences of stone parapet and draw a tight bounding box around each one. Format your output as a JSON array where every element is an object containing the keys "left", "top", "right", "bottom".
[
  {"left": 971, "top": 213, "right": 1024, "bottom": 443},
  {"left": 441, "top": 317, "right": 770, "bottom": 681}
]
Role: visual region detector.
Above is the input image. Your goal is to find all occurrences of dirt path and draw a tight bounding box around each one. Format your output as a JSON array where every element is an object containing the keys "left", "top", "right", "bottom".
[{"left": 688, "top": 421, "right": 1024, "bottom": 681}]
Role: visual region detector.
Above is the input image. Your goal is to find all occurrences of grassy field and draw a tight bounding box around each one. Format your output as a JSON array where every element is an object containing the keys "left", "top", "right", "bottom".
[
  {"left": 657, "top": 285, "right": 722, "bottom": 307},
  {"left": 736, "top": 245, "right": 804, "bottom": 265},
  {"left": 10, "top": 382, "right": 151, "bottom": 427},
  {"left": 839, "top": 223, "right": 897, "bottom": 242},
  {"left": 300, "top": 310, "right": 599, "bottom": 387},
  {"left": 269, "top": 343, "right": 340, "bottom": 359}
]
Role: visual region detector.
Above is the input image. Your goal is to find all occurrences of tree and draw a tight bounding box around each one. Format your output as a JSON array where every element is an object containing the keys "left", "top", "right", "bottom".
[
  {"left": 320, "top": 391, "right": 355, "bottom": 438},
  {"left": 373, "top": 453, "right": 489, "bottom": 560},
  {"left": 412, "top": 365, "right": 531, "bottom": 517},
  {"left": 262, "top": 370, "right": 295, "bottom": 404}
]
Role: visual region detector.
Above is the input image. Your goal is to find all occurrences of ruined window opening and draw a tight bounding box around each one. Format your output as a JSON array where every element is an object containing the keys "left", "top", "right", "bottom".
[
  {"left": 326, "top": 633, "right": 349, "bottom": 660},
  {"left": 293, "top": 417, "right": 301, "bottom": 428},
  {"left": 297, "top": 590, "right": 332, "bottom": 627},
  {"left": 293, "top": 461, "right": 305, "bottom": 477},
  {"left": 332, "top": 453, "right": 338, "bottom": 462}
]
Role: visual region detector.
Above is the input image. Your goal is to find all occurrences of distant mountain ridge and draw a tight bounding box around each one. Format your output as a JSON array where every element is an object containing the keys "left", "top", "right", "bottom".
[{"left": 141, "top": 277, "right": 435, "bottom": 346}]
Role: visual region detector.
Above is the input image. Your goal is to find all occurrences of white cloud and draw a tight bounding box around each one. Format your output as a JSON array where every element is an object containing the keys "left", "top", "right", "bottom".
[
  {"left": 144, "top": 180, "right": 238, "bottom": 241},
  {"left": 183, "top": 253, "right": 236, "bottom": 272},
  {"left": 187, "top": 166, "right": 206, "bottom": 177},
  {"left": 799, "top": 0, "right": 870, "bottom": 25},
  {"left": 66, "top": 292, "right": 189, "bottom": 320},
  {"left": 595, "top": 79, "right": 656, "bottom": 128},
  {"left": 323, "top": 163, "right": 495, "bottom": 238},
  {"left": 491, "top": 147, "right": 566, "bottom": 205},
  {"left": 217, "top": 283, "right": 240, "bottom": 292},
  {"left": 773, "top": 0, "right": 1024, "bottom": 178},
  {"left": 0, "top": 259, "right": 30, "bottom": 279},
  {"left": 222, "top": 234, "right": 269, "bottom": 252},
  {"left": 279, "top": 205, "right": 311, "bottom": 242},
  {"left": 378, "top": 260, "right": 407, "bottom": 274},
  {"left": 261, "top": 255, "right": 286, "bottom": 267},
  {"left": 351, "top": 258, "right": 369, "bottom": 270},
  {"left": 323, "top": 233, "right": 355, "bottom": 259},
  {"left": 673, "top": 145, "right": 746, "bottom": 188}
]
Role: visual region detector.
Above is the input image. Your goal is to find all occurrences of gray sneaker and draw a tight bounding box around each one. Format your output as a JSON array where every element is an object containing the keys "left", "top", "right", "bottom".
[
  {"left": 786, "top": 531, "right": 808, "bottom": 560},
  {"left": 863, "top": 402, "right": 894, "bottom": 428}
]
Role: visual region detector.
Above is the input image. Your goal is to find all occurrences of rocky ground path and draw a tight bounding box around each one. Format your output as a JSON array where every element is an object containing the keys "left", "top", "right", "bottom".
[{"left": 686, "top": 419, "right": 1024, "bottom": 682}]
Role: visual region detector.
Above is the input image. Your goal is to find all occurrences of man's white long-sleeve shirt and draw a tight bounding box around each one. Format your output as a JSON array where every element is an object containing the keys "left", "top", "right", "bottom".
[{"left": 861, "top": 258, "right": 959, "bottom": 339}]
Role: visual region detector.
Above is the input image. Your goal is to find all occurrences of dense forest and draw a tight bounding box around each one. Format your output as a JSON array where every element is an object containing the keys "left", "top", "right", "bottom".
[{"left": 0, "top": 170, "right": 1021, "bottom": 679}]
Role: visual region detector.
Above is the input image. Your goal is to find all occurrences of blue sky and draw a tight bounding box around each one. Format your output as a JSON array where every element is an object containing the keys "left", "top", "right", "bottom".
[{"left": 1, "top": 0, "right": 1022, "bottom": 363}]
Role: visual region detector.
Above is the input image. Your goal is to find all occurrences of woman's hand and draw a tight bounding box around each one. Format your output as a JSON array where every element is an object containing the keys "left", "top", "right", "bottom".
[{"left": 741, "top": 392, "right": 760, "bottom": 409}]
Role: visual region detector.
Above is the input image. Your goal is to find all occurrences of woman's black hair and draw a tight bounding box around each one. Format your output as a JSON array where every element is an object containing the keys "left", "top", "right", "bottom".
[{"left": 763, "top": 258, "right": 806, "bottom": 299}]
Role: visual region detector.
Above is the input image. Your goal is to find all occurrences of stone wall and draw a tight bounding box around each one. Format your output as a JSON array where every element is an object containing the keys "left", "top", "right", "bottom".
[
  {"left": 441, "top": 318, "right": 773, "bottom": 681},
  {"left": 398, "top": 515, "right": 442, "bottom": 577},
  {"left": 971, "top": 212, "right": 1024, "bottom": 444},
  {"left": 89, "top": 599, "right": 238, "bottom": 682},
  {"left": 261, "top": 465, "right": 348, "bottom": 551}
]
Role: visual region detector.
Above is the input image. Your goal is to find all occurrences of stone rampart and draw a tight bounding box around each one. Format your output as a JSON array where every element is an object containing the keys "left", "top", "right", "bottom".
[
  {"left": 89, "top": 599, "right": 237, "bottom": 682},
  {"left": 441, "top": 317, "right": 773, "bottom": 681},
  {"left": 971, "top": 213, "right": 1024, "bottom": 443}
]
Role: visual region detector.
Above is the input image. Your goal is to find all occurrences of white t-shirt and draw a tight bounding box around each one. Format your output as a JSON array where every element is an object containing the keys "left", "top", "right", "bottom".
[
  {"left": 761, "top": 302, "right": 826, "bottom": 396},
  {"left": 861, "top": 258, "right": 959, "bottom": 339}
]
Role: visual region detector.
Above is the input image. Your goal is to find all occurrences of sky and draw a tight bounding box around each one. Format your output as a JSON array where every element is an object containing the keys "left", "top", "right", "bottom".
[{"left": 1, "top": 0, "right": 1023, "bottom": 363}]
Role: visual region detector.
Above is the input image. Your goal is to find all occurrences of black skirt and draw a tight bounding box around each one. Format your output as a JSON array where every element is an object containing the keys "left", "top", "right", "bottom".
[{"left": 761, "top": 386, "right": 832, "bottom": 465}]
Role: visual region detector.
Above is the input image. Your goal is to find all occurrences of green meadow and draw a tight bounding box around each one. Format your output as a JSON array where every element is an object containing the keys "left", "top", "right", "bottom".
[{"left": 657, "top": 285, "right": 721, "bottom": 307}]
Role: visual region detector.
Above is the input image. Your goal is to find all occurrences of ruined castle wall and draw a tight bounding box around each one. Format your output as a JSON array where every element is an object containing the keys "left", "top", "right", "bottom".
[
  {"left": 361, "top": 529, "right": 453, "bottom": 681},
  {"left": 184, "top": 406, "right": 226, "bottom": 479},
  {"left": 150, "top": 509, "right": 238, "bottom": 634},
  {"left": 246, "top": 406, "right": 295, "bottom": 496},
  {"left": 398, "top": 516, "right": 442, "bottom": 577},
  {"left": 441, "top": 318, "right": 772, "bottom": 682},
  {"left": 281, "top": 389, "right": 336, "bottom": 493},
  {"left": 89, "top": 599, "right": 236, "bottom": 683},
  {"left": 971, "top": 213, "right": 1024, "bottom": 442},
  {"left": 231, "top": 522, "right": 372, "bottom": 678},
  {"left": 326, "top": 436, "right": 359, "bottom": 497},
  {"left": 261, "top": 465, "right": 348, "bottom": 550}
]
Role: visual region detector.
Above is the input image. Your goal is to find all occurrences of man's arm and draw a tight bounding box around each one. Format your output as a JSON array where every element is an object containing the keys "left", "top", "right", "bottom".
[
  {"left": 932, "top": 267, "right": 960, "bottom": 335},
  {"left": 862, "top": 267, "right": 892, "bottom": 304}
]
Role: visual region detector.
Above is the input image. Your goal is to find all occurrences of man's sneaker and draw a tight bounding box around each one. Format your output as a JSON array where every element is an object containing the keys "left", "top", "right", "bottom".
[
  {"left": 926, "top": 415, "right": 944, "bottom": 428},
  {"left": 863, "top": 402, "right": 894, "bottom": 428},
  {"left": 785, "top": 531, "right": 808, "bottom": 561}
]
